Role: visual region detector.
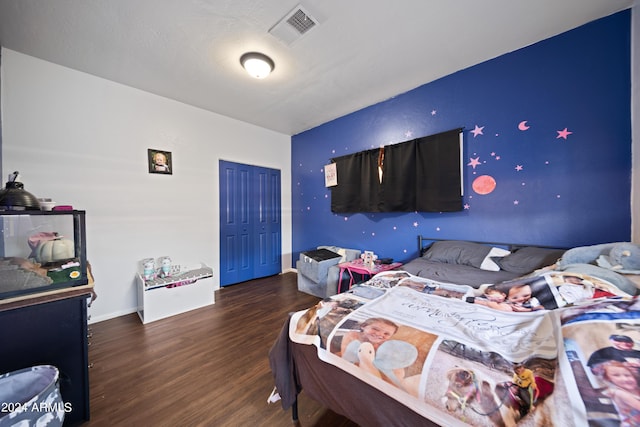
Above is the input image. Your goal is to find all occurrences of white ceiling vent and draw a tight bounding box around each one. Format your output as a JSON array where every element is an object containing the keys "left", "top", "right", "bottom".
[{"left": 269, "top": 5, "right": 320, "bottom": 46}]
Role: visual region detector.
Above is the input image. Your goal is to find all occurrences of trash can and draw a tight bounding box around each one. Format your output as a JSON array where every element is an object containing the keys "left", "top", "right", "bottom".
[{"left": 0, "top": 365, "right": 64, "bottom": 427}]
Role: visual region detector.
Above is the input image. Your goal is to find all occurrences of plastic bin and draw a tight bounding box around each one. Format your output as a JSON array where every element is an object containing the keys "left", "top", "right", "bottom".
[{"left": 0, "top": 365, "right": 64, "bottom": 427}]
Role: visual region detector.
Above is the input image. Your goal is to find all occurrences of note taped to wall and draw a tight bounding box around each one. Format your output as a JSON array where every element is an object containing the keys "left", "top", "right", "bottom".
[{"left": 325, "top": 163, "right": 337, "bottom": 187}]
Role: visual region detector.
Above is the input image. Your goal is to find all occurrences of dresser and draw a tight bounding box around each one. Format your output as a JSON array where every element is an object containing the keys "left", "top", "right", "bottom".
[{"left": 0, "top": 288, "right": 93, "bottom": 425}]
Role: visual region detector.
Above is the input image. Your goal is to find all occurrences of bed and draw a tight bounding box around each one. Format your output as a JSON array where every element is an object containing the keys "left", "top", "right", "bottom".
[{"left": 270, "top": 238, "right": 640, "bottom": 427}]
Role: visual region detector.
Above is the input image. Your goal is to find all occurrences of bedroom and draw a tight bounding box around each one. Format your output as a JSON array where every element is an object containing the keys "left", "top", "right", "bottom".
[{"left": 0, "top": 1, "right": 638, "bottom": 426}]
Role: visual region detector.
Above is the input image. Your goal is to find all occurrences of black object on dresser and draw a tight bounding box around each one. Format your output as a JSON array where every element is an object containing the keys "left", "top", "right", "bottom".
[{"left": 0, "top": 293, "right": 91, "bottom": 425}]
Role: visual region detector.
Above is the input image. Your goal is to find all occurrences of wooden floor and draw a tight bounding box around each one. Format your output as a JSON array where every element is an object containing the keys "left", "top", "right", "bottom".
[{"left": 85, "top": 272, "right": 358, "bottom": 427}]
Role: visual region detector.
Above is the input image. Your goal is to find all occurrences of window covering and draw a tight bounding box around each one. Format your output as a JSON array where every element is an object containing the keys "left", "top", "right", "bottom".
[
  {"left": 330, "top": 148, "right": 382, "bottom": 212},
  {"left": 330, "top": 128, "right": 462, "bottom": 213}
]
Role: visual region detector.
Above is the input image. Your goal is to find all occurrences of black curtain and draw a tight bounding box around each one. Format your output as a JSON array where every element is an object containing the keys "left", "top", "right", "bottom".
[
  {"left": 330, "top": 148, "right": 382, "bottom": 213},
  {"left": 380, "top": 140, "right": 417, "bottom": 212},
  {"left": 416, "top": 129, "right": 462, "bottom": 212},
  {"left": 330, "top": 129, "right": 462, "bottom": 213}
]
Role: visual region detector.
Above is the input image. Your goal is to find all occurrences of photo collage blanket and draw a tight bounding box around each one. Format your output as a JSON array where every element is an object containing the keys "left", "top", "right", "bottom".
[{"left": 290, "top": 270, "right": 640, "bottom": 427}]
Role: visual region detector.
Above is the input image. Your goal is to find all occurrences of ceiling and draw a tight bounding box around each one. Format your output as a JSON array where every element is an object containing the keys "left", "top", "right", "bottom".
[{"left": 0, "top": 0, "right": 634, "bottom": 136}]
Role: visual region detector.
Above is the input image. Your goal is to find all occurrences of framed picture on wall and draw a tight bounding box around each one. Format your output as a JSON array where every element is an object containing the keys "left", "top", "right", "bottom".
[{"left": 148, "top": 149, "right": 172, "bottom": 175}]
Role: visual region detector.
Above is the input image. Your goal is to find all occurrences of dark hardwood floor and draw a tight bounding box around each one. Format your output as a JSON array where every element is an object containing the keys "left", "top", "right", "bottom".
[{"left": 85, "top": 272, "right": 358, "bottom": 427}]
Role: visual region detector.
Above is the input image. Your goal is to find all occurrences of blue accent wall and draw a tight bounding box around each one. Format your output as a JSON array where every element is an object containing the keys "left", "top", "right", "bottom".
[{"left": 291, "top": 11, "right": 631, "bottom": 265}]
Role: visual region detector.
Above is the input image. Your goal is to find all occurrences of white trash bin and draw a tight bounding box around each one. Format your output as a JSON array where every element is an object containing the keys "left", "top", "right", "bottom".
[{"left": 0, "top": 365, "right": 64, "bottom": 427}]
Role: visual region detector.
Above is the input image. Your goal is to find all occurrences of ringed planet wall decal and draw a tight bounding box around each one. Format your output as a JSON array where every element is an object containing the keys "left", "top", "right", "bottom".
[
  {"left": 518, "top": 120, "right": 530, "bottom": 131},
  {"left": 472, "top": 175, "right": 497, "bottom": 195}
]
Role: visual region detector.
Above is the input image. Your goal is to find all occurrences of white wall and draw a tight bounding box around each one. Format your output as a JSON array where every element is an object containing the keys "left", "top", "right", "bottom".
[{"left": 0, "top": 48, "right": 292, "bottom": 323}]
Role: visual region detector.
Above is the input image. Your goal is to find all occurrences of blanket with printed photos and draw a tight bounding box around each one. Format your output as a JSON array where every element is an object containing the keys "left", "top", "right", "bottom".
[{"left": 290, "top": 269, "right": 640, "bottom": 427}]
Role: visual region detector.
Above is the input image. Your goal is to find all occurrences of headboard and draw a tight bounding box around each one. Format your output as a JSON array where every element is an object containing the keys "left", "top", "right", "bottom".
[{"left": 417, "top": 236, "right": 570, "bottom": 256}]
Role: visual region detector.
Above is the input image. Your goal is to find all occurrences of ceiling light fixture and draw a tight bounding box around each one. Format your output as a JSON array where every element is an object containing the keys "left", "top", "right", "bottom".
[{"left": 240, "top": 52, "right": 275, "bottom": 79}]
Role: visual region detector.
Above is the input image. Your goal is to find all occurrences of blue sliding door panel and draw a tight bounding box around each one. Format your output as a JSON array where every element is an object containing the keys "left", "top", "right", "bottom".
[{"left": 220, "top": 160, "right": 281, "bottom": 286}]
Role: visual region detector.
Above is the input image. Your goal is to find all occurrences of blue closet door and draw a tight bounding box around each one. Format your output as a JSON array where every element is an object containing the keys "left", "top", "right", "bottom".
[
  {"left": 252, "top": 166, "right": 282, "bottom": 279},
  {"left": 219, "top": 160, "right": 281, "bottom": 286}
]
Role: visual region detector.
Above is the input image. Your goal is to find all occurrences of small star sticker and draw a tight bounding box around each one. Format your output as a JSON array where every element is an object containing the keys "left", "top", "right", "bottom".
[
  {"left": 515, "top": 165, "right": 523, "bottom": 171},
  {"left": 513, "top": 200, "right": 519, "bottom": 205},
  {"left": 431, "top": 110, "right": 437, "bottom": 116},
  {"left": 468, "top": 157, "right": 481, "bottom": 169},
  {"left": 413, "top": 222, "right": 418, "bottom": 227},
  {"left": 464, "top": 204, "right": 470, "bottom": 210},
  {"left": 557, "top": 128, "right": 573, "bottom": 139},
  {"left": 471, "top": 125, "right": 484, "bottom": 137},
  {"left": 405, "top": 130, "right": 413, "bottom": 138}
]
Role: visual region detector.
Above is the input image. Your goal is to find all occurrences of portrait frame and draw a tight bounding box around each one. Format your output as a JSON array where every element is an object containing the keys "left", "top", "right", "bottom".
[{"left": 148, "top": 149, "right": 173, "bottom": 175}]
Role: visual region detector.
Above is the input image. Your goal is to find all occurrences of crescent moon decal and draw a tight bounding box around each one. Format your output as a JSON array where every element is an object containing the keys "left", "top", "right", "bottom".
[{"left": 518, "top": 120, "right": 530, "bottom": 131}]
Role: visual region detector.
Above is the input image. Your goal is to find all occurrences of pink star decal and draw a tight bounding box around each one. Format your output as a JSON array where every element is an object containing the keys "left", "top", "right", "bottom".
[
  {"left": 515, "top": 165, "right": 523, "bottom": 171},
  {"left": 556, "top": 128, "right": 573, "bottom": 139},
  {"left": 468, "top": 157, "right": 481, "bottom": 169},
  {"left": 431, "top": 110, "right": 437, "bottom": 116},
  {"left": 513, "top": 200, "right": 519, "bottom": 205},
  {"left": 471, "top": 125, "right": 484, "bottom": 137},
  {"left": 405, "top": 130, "right": 413, "bottom": 138},
  {"left": 413, "top": 222, "right": 419, "bottom": 227},
  {"left": 464, "top": 204, "right": 470, "bottom": 210}
]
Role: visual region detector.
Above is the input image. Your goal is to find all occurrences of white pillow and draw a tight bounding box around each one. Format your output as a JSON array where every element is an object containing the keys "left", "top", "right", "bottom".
[{"left": 480, "top": 247, "right": 511, "bottom": 271}]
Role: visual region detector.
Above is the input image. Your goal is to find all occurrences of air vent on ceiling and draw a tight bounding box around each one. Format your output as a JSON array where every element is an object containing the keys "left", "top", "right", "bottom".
[
  {"left": 269, "top": 5, "right": 321, "bottom": 46},
  {"left": 287, "top": 8, "right": 316, "bottom": 34}
]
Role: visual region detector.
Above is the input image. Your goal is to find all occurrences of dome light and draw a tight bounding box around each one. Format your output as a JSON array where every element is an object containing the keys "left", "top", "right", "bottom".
[{"left": 240, "top": 52, "right": 275, "bottom": 79}]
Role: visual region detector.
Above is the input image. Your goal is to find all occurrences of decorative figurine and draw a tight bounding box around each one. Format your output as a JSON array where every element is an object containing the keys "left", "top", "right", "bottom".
[
  {"left": 160, "top": 256, "right": 172, "bottom": 278},
  {"left": 142, "top": 258, "right": 156, "bottom": 281},
  {"left": 361, "top": 251, "right": 378, "bottom": 268}
]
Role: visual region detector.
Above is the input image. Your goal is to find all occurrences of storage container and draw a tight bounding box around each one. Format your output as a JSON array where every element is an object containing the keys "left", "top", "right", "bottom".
[
  {"left": 0, "top": 365, "right": 65, "bottom": 427},
  {"left": 136, "top": 263, "right": 215, "bottom": 323}
]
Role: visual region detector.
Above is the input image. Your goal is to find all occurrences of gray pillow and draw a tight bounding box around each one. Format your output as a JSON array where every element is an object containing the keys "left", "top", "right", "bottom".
[
  {"left": 493, "top": 247, "right": 565, "bottom": 274},
  {"left": 422, "top": 241, "right": 491, "bottom": 269}
]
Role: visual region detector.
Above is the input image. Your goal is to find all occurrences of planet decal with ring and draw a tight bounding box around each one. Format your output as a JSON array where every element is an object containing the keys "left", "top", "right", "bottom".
[{"left": 472, "top": 175, "right": 497, "bottom": 195}]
